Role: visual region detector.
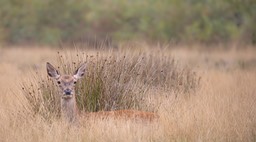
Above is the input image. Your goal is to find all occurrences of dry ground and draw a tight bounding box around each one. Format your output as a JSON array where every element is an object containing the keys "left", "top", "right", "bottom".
[{"left": 0, "top": 45, "right": 256, "bottom": 142}]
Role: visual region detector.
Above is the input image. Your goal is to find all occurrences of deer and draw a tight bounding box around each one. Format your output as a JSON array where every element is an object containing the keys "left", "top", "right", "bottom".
[{"left": 46, "top": 62, "right": 157, "bottom": 123}]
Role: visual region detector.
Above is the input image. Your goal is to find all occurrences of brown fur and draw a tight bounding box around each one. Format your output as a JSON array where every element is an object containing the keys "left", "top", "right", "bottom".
[{"left": 86, "top": 110, "right": 158, "bottom": 121}]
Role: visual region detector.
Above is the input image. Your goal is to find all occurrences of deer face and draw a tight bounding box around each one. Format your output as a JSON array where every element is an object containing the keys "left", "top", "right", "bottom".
[{"left": 46, "top": 62, "right": 86, "bottom": 99}]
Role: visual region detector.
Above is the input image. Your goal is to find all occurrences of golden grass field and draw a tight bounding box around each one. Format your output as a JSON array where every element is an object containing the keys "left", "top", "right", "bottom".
[{"left": 0, "top": 45, "right": 256, "bottom": 142}]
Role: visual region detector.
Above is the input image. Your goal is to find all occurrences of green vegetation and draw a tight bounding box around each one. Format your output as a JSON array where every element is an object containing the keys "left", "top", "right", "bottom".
[
  {"left": 0, "top": 0, "right": 255, "bottom": 45},
  {"left": 22, "top": 49, "right": 199, "bottom": 119}
]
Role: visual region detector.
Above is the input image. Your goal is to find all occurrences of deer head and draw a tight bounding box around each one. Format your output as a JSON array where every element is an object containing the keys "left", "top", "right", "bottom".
[{"left": 46, "top": 62, "right": 87, "bottom": 99}]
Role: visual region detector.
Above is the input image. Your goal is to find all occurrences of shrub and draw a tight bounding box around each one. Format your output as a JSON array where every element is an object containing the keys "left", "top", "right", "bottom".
[
  {"left": 0, "top": 0, "right": 255, "bottom": 45},
  {"left": 22, "top": 48, "right": 200, "bottom": 120}
]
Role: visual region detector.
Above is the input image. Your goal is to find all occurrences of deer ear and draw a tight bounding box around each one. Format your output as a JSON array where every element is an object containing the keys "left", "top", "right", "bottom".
[
  {"left": 46, "top": 62, "right": 60, "bottom": 79},
  {"left": 74, "top": 63, "right": 87, "bottom": 80}
]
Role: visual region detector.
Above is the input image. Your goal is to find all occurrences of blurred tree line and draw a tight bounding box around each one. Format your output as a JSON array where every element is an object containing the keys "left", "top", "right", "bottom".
[{"left": 0, "top": 0, "right": 255, "bottom": 45}]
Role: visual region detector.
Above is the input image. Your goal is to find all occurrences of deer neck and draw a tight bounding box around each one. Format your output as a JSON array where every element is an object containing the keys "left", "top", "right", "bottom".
[{"left": 61, "top": 94, "right": 78, "bottom": 122}]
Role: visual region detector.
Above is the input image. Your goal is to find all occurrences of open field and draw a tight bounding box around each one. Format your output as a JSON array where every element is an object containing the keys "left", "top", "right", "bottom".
[{"left": 0, "top": 45, "right": 256, "bottom": 142}]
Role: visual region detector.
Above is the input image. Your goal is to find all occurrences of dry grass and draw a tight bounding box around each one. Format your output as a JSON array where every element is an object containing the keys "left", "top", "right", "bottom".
[
  {"left": 0, "top": 45, "right": 256, "bottom": 142},
  {"left": 22, "top": 47, "right": 199, "bottom": 119}
]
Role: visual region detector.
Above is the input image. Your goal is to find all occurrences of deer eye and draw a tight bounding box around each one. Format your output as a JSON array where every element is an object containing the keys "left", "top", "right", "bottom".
[
  {"left": 57, "top": 81, "right": 61, "bottom": 84},
  {"left": 74, "top": 81, "right": 77, "bottom": 84}
]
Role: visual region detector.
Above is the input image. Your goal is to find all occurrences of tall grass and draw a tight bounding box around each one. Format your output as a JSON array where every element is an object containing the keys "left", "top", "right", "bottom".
[
  {"left": 1, "top": 46, "right": 256, "bottom": 141},
  {"left": 22, "top": 48, "right": 200, "bottom": 120}
]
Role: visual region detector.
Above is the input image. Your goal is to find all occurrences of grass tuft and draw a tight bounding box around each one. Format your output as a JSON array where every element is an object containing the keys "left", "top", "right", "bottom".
[{"left": 21, "top": 48, "right": 200, "bottom": 118}]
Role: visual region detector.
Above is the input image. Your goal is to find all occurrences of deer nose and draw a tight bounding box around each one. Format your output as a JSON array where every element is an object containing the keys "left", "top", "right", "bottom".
[{"left": 64, "top": 89, "right": 72, "bottom": 95}]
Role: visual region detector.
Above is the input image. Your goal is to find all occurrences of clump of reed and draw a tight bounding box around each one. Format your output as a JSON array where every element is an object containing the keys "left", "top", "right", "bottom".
[{"left": 22, "top": 49, "right": 200, "bottom": 120}]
